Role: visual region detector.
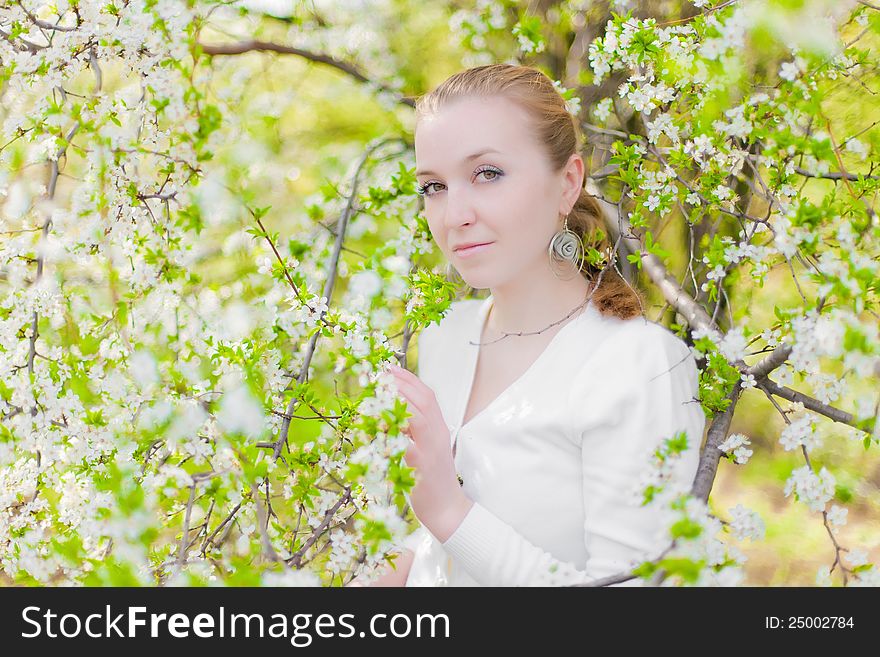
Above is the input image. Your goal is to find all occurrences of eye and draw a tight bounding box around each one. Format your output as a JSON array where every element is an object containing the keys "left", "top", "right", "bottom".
[
  {"left": 416, "top": 181, "right": 442, "bottom": 196},
  {"left": 474, "top": 166, "right": 502, "bottom": 182},
  {"left": 416, "top": 166, "right": 504, "bottom": 197}
]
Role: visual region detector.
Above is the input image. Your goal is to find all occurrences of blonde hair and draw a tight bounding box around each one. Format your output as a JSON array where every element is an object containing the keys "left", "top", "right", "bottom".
[{"left": 414, "top": 63, "right": 644, "bottom": 321}]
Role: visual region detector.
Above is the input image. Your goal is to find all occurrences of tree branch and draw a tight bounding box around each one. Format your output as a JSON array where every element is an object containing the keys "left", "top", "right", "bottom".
[
  {"left": 287, "top": 486, "right": 352, "bottom": 568},
  {"left": 15, "top": 0, "right": 78, "bottom": 32},
  {"left": 757, "top": 379, "right": 876, "bottom": 435},
  {"left": 0, "top": 26, "right": 44, "bottom": 52},
  {"left": 198, "top": 40, "right": 415, "bottom": 108},
  {"left": 594, "top": 194, "right": 718, "bottom": 334},
  {"left": 271, "top": 137, "right": 402, "bottom": 459},
  {"left": 692, "top": 386, "right": 743, "bottom": 502},
  {"left": 746, "top": 343, "right": 792, "bottom": 378},
  {"left": 794, "top": 166, "right": 878, "bottom": 181},
  {"left": 249, "top": 481, "right": 282, "bottom": 563}
]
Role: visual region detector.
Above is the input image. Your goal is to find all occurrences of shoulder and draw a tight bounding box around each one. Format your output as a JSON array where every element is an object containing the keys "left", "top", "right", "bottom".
[
  {"left": 574, "top": 313, "right": 697, "bottom": 393},
  {"left": 566, "top": 314, "right": 700, "bottom": 439},
  {"left": 620, "top": 316, "right": 693, "bottom": 366}
]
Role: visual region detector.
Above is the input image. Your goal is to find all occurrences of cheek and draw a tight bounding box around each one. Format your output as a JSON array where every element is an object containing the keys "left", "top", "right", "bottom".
[
  {"left": 504, "top": 181, "right": 543, "bottom": 214},
  {"left": 509, "top": 179, "right": 558, "bottom": 232},
  {"left": 501, "top": 194, "right": 544, "bottom": 234},
  {"left": 425, "top": 216, "right": 447, "bottom": 248},
  {"left": 501, "top": 205, "right": 556, "bottom": 252}
]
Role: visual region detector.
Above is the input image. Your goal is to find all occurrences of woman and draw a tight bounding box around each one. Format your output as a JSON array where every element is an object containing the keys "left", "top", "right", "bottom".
[{"left": 349, "top": 63, "right": 706, "bottom": 587}]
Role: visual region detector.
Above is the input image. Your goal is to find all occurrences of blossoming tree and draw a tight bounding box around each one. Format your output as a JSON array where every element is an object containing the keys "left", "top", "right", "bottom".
[{"left": 0, "top": 0, "right": 877, "bottom": 586}]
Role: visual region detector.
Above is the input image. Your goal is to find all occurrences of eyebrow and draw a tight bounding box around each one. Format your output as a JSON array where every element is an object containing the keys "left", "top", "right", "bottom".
[{"left": 416, "top": 148, "right": 502, "bottom": 177}]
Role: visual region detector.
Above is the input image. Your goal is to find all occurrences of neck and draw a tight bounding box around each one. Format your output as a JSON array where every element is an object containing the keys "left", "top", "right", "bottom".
[{"left": 485, "top": 259, "right": 593, "bottom": 335}]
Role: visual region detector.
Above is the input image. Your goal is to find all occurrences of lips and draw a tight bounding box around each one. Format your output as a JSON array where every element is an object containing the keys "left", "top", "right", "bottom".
[
  {"left": 453, "top": 242, "right": 494, "bottom": 257},
  {"left": 453, "top": 241, "right": 493, "bottom": 252}
]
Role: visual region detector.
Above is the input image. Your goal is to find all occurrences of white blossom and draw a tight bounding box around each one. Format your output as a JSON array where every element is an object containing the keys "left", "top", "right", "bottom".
[
  {"left": 728, "top": 504, "right": 765, "bottom": 541},
  {"left": 784, "top": 465, "right": 836, "bottom": 512},
  {"left": 593, "top": 97, "right": 614, "bottom": 123},
  {"left": 718, "top": 433, "right": 753, "bottom": 464},
  {"left": 717, "top": 325, "right": 748, "bottom": 362},
  {"left": 779, "top": 61, "right": 800, "bottom": 81},
  {"left": 215, "top": 375, "right": 267, "bottom": 438},
  {"left": 844, "top": 138, "right": 869, "bottom": 161},
  {"left": 826, "top": 504, "right": 847, "bottom": 529},
  {"left": 844, "top": 548, "right": 869, "bottom": 568}
]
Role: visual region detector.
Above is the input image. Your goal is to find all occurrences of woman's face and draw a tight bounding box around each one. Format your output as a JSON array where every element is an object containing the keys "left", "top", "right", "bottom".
[{"left": 415, "top": 95, "right": 576, "bottom": 290}]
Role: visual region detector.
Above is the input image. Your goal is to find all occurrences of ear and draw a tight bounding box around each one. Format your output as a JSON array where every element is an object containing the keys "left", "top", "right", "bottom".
[{"left": 559, "top": 153, "right": 585, "bottom": 215}]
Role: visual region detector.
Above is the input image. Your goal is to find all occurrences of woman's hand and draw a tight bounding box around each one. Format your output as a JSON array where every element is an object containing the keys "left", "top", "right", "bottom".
[{"left": 388, "top": 364, "right": 473, "bottom": 542}]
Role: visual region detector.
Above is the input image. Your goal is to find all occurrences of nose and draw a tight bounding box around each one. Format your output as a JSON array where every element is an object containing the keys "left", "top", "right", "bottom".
[{"left": 441, "top": 183, "right": 477, "bottom": 232}]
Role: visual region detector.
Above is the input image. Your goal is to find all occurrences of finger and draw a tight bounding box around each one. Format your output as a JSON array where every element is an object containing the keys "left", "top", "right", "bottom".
[
  {"left": 403, "top": 443, "right": 419, "bottom": 468},
  {"left": 390, "top": 378, "right": 429, "bottom": 415},
  {"left": 393, "top": 397, "right": 425, "bottom": 440},
  {"left": 399, "top": 419, "right": 415, "bottom": 437},
  {"left": 389, "top": 373, "right": 416, "bottom": 396},
  {"left": 390, "top": 372, "right": 432, "bottom": 411},
  {"left": 401, "top": 412, "right": 426, "bottom": 439},
  {"left": 390, "top": 365, "right": 431, "bottom": 393},
  {"left": 389, "top": 364, "right": 418, "bottom": 380}
]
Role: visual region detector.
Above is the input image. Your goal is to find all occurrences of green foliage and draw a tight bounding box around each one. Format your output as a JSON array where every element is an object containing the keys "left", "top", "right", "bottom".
[{"left": 1, "top": 0, "right": 877, "bottom": 590}]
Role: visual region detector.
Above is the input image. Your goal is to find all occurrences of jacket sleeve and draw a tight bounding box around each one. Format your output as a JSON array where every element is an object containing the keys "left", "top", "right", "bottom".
[{"left": 438, "top": 322, "right": 706, "bottom": 586}]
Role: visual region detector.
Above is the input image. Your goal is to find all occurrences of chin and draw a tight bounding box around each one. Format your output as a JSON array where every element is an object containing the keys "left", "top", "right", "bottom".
[{"left": 459, "top": 274, "right": 496, "bottom": 290}]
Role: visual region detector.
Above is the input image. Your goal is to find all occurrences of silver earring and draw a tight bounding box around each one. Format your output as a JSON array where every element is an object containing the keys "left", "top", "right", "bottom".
[{"left": 548, "top": 212, "right": 584, "bottom": 280}]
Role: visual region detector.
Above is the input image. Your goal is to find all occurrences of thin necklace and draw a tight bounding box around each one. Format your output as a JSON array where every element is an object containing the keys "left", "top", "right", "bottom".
[{"left": 467, "top": 283, "right": 597, "bottom": 347}]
